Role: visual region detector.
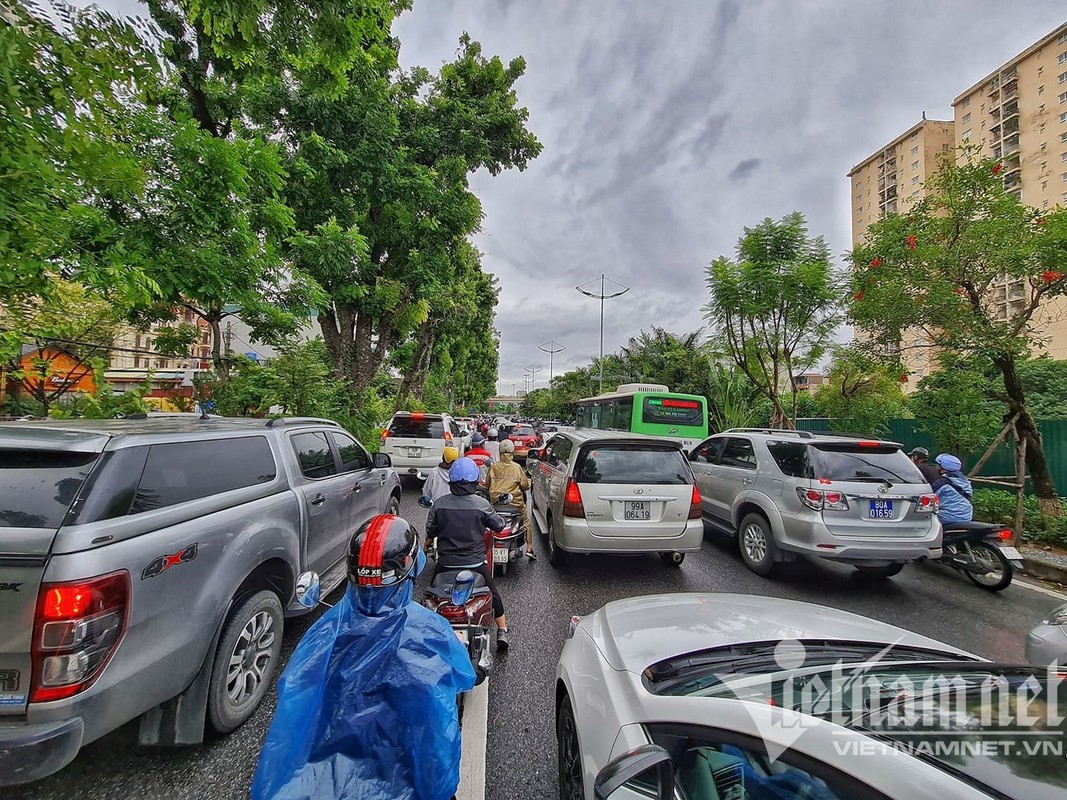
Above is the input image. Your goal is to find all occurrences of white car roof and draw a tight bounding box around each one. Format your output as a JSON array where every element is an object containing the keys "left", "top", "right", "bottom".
[{"left": 579, "top": 593, "right": 978, "bottom": 674}]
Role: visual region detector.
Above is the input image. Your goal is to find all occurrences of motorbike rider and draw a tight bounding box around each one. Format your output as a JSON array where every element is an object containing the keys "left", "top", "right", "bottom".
[
  {"left": 422, "top": 446, "right": 460, "bottom": 505},
  {"left": 425, "top": 457, "right": 511, "bottom": 650},
  {"left": 465, "top": 432, "right": 495, "bottom": 483},
  {"left": 908, "top": 447, "right": 941, "bottom": 485},
  {"left": 251, "top": 514, "right": 476, "bottom": 800},
  {"left": 485, "top": 427, "right": 501, "bottom": 461},
  {"left": 486, "top": 438, "right": 535, "bottom": 561},
  {"left": 932, "top": 453, "right": 974, "bottom": 524}
]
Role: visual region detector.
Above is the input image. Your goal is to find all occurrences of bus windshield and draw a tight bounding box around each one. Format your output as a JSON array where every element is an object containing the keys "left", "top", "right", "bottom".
[{"left": 576, "top": 390, "right": 708, "bottom": 445}]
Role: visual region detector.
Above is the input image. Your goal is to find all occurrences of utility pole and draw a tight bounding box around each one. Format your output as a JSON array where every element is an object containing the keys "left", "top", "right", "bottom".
[
  {"left": 538, "top": 340, "right": 566, "bottom": 390},
  {"left": 524, "top": 364, "right": 542, "bottom": 393},
  {"left": 576, "top": 274, "right": 629, "bottom": 394}
]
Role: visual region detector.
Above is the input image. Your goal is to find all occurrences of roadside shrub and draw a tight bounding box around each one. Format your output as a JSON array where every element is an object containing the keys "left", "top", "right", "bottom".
[{"left": 972, "top": 488, "right": 1067, "bottom": 547}]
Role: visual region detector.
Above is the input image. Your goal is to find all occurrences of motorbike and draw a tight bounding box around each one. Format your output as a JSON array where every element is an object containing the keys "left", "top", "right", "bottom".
[
  {"left": 936, "top": 521, "right": 1024, "bottom": 592},
  {"left": 420, "top": 491, "right": 523, "bottom": 577}
]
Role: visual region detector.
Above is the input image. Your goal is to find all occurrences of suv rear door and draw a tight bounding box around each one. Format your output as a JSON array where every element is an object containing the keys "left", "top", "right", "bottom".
[
  {"left": 0, "top": 433, "right": 107, "bottom": 716},
  {"left": 572, "top": 441, "right": 694, "bottom": 537},
  {"left": 703, "top": 437, "right": 758, "bottom": 526},
  {"left": 382, "top": 414, "right": 448, "bottom": 460}
]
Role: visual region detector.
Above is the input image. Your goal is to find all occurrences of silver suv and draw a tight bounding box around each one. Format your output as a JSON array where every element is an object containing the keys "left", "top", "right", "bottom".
[
  {"left": 0, "top": 416, "right": 400, "bottom": 785},
  {"left": 688, "top": 429, "right": 941, "bottom": 578}
]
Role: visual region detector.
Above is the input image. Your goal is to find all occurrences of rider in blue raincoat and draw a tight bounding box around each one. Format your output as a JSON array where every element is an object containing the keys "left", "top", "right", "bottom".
[{"left": 251, "top": 514, "right": 477, "bottom": 800}]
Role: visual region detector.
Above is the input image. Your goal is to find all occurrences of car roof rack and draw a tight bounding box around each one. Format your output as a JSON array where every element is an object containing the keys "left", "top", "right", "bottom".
[
  {"left": 265, "top": 417, "right": 341, "bottom": 428},
  {"left": 721, "top": 428, "right": 815, "bottom": 439}
]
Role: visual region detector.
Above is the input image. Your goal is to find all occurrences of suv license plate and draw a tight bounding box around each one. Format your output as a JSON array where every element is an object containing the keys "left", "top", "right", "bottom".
[
  {"left": 407, "top": 447, "right": 422, "bottom": 458},
  {"left": 624, "top": 501, "right": 650, "bottom": 521},
  {"left": 868, "top": 499, "right": 894, "bottom": 520}
]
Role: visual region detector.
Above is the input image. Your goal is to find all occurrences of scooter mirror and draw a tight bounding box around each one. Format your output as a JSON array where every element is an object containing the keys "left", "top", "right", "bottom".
[
  {"left": 451, "top": 570, "right": 476, "bottom": 607},
  {"left": 295, "top": 571, "right": 322, "bottom": 608},
  {"left": 418, "top": 495, "right": 432, "bottom": 509}
]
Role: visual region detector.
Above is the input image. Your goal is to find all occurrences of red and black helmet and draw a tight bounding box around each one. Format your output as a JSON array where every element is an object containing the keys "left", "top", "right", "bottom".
[{"left": 347, "top": 514, "right": 419, "bottom": 587}]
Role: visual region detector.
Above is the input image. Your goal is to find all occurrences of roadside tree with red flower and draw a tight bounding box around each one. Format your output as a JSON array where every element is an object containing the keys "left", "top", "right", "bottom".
[{"left": 850, "top": 148, "right": 1067, "bottom": 518}]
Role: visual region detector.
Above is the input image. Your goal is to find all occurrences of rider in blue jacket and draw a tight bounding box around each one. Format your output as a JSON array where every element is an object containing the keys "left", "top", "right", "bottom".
[
  {"left": 932, "top": 453, "right": 974, "bottom": 525},
  {"left": 251, "top": 514, "right": 477, "bottom": 800}
]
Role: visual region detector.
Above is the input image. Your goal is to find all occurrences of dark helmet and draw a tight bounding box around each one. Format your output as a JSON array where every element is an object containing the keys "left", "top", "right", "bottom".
[
  {"left": 471, "top": 432, "right": 486, "bottom": 447},
  {"left": 347, "top": 514, "right": 420, "bottom": 587},
  {"left": 908, "top": 447, "right": 930, "bottom": 461}
]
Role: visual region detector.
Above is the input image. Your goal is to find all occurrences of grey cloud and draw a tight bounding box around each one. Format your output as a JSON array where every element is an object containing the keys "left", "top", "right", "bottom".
[{"left": 727, "top": 158, "right": 761, "bottom": 183}]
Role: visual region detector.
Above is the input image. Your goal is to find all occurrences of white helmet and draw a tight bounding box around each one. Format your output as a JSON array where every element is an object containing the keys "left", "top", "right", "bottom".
[
  {"left": 499, "top": 438, "right": 515, "bottom": 454},
  {"left": 488, "top": 427, "right": 499, "bottom": 439}
]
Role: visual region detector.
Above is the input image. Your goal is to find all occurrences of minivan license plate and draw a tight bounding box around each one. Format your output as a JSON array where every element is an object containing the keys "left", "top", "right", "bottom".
[
  {"left": 868, "top": 499, "right": 894, "bottom": 519},
  {"left": 407, "top": 447, "right": 422, "bottom": 458},
  {"left": 624, "top": 501, "right": 650, "bottom": 521}
]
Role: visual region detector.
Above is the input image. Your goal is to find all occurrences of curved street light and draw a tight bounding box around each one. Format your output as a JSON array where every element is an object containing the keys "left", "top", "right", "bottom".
[{"left": 576, "top": 274, "right": 629, "bottom": 394}]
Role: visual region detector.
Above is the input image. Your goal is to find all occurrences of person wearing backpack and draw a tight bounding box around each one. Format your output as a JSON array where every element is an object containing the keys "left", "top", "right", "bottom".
[{"left": 932, "top": 453, "right": 973, "bottom": 524}]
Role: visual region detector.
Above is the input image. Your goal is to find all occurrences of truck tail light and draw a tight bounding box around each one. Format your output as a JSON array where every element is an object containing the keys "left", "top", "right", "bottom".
[
  {"left": 563, "top": 478, "right": 585, "bottom": 518},
  {"left": 688, "top": 485, "right": 702, "bottom": 519},
  {"left": 380, "top": 429, "right": 391, "bottom": 446},
  {"left": 916, "top": 494, "right": 940, "bottom": 514},
  {"left": 32, "top": 571, "right": 130, "bottom": 703},
  {"left": 797, "top": 488, "right": 849, "bottom": 511}
]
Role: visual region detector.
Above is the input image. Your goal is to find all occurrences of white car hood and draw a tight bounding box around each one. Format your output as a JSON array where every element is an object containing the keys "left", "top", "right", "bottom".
[{"left": 578, "top": 593, "right": 978, "bottom": 674}]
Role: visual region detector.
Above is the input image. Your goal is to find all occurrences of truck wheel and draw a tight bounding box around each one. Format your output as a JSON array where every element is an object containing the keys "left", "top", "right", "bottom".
[
  {"left": 207, "top": 590, "right": 284, "bottom": 734},
  {"left": 385, "top": 493, "right": 401, "bottom": 515}
]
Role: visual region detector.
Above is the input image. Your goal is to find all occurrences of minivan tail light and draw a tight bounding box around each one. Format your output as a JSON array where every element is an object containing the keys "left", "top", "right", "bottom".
[
  {"left": 380, "top": 429, "right": 391, "bottom": 446},
  {"left": 916, "top": 494, "right": 940, "bottom": 514},
  {"left": 563, "top": 478, "right": 585, "bottom": 518},
  {"left": 688, "top": 485, "right": 702, "bottom": 519},
  {"left": 32, "top": 571, "right": 130, "bottom": 703}
]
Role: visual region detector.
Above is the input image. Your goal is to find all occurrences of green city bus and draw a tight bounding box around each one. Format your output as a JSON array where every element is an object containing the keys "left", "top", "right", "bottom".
[{"left": 574, "top": 383, "right": 709, "bottom": 452}]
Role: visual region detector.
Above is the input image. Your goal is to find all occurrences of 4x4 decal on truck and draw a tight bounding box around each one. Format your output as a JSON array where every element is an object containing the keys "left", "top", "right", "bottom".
[
  {"left": 141, "top": 543, "right": 199, "bottom": 580},
  {"left": 0, "top": 583, "right": 22, "bottom": 592}
]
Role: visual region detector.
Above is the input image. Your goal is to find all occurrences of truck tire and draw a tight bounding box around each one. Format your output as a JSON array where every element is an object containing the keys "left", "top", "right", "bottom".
[{"left": 207, "top": 589, "right": 284, "bottom": 734}]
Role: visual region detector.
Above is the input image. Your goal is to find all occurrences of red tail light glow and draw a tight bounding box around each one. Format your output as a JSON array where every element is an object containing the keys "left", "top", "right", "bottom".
[
  {"left": 997, "top": 529, "right": 1013, "bottom": 540},
  {"left": 688, "top": 485, "right": 702, "bottom": 519},
  {"left": 32, "top": 571, "right": 129, "bottom": 703},
  {"left": 563, "top": 478, "right": 585, "bottom": 518},
  {"left": 916, "top": 494, "right": 939, "bottom": 513}
]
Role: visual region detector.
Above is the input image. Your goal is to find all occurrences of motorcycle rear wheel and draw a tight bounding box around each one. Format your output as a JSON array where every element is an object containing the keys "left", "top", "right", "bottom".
[{"left": 964, "top": 540, "right": 1013, "bottom": 592}]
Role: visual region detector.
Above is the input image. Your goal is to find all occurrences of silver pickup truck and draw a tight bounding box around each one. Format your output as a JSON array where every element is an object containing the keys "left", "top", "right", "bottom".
[{"left": 0, "top": 415, "right": 401, "bottom": 785}]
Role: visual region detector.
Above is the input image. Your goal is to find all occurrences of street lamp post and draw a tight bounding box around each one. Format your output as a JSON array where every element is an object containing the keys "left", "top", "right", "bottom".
[
  {"left": 538, "top": 339, "right": 566, "bottom": 390},
  {"left": 576, "top": 274, "right": 629, "bottom": 394}
]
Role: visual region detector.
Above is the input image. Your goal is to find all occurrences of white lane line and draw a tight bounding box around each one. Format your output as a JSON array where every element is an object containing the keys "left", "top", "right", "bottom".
[
  {"left": 457, "top": 679, "right": 489, "bottom": 800},
  {"left": 1014, "top": 578, "right": 1067, "bottom": 601}
]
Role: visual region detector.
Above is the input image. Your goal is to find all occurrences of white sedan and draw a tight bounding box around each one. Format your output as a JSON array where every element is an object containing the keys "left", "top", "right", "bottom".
[{"left": 556, "top": 593, "right": 1066, "bottom": 800}]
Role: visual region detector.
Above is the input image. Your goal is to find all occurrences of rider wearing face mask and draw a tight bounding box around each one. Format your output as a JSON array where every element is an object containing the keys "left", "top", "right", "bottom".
[{"left": 251, "top": 515, "right": 476, "bottom": 800}]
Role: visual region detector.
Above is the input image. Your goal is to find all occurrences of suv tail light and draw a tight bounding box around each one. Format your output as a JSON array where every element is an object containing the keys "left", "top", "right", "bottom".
[
  {"left": 380, "top": 429, "right": 391, "bottom": 446},
  {"left": 32, "top": 571, "right": 130, "bottom": 703},
  {"left": 563, "top": 478, "right": 585, "bottom": 518},
  {"left": 688, "top": 485, "right": 702, "bottom": 519},
  {"left": 797, "top": 487, "right": 850, "bottom": 511},
  {"left": 915, "top": 494, "right": 940, "bottom": 514}
]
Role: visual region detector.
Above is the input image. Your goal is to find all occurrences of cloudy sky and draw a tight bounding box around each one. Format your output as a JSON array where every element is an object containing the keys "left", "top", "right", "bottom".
[{"left": 92, "top": 0, "right": 1066, "bottom": 395}]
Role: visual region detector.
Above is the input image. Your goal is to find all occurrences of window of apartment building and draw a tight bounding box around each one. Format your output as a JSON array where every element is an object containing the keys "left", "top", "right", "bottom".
[
  {"left": 942, "top": 143, "right": 951, "bottom": 151},
  {"left": 962, "top": 112, "right": 971, "bottom": 124},
  {"left": 910, "top": 145, "right": 918, "bottom": 155},
  {"left": 1061, "top": 132, "right": 1067, "bottom": 143},
  {"left": 1039, "top": 85, "right": 1045, "bottom": 95},
  {"left": 1060, "top": 91, "right": 1067, "bottom": 103},
  {"left": 1062, "top": 172, "right": 1067, "bottom": 182},
  {"left": 1059, "top": 51, "right": 1067, "bottom": 64},
  {"left": 911, "top": 131, "right": 918, "bottom": 139},
  {"left": 911, "top": 175, "right": 919, "bottom": 185},
  {"left": 911, "top": 160, "right": 919, "bottom": 170},
  {"left": 1060, "top": 71, "right": 1067, "bottom": 85},
  {"left": 1058, "top": 31, "right": 1067, "bottom": 45},
  {"left": 961, "top": 97, "right": 970, "bottom": 108},
  {"left": 1062, "top": 152, "right": 1067, "bottom": 162},
  {"left": 1063, "top": 191, "right": 1067, "bottom": 203},
  {"left": 1061, "top": 112, "right": 1067, "bottom": 123},
  {"left": 961, "top": 129, "right": 972, "bottom": 141}
]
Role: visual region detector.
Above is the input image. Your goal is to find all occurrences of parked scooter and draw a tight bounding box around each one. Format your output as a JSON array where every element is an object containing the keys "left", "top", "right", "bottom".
[{"left": 936, "top": 521, "right": 1024, "bottom": 592}]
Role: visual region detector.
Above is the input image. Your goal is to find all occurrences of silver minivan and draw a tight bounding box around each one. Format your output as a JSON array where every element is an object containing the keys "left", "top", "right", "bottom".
[
  {"left": 527, "top": 430, "right": 704, "bottom": 566},
  {"left": 689, "top": 429, "right": 942, "bottom": 578}
]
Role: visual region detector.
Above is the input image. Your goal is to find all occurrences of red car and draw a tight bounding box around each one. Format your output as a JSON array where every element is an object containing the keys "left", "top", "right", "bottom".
[{"left": 508, "top": 425, "right": 542, "bottom": 459}]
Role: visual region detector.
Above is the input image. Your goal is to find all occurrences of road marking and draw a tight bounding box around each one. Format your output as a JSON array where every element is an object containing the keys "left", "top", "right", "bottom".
[
  {"left": 457, "top": 679, "right": 489, "bottom": 800},
  {"left": 1014, "top": 578, "right": 1067, "bottom": 602}
]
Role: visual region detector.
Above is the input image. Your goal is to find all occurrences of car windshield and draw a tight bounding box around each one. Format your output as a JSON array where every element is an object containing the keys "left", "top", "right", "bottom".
[
  {"left": 574, "top": 443, "right": 691, "bottom": 485},
  {"left": 0, "top": 448, "right": 100, "bottom": 529},
  {"left": 388, "top": 416, "right": 445, "bottom": 438},
  {"left": 685, "top": 662, "right": 1067, "bottom": 800},
  {"left": 810, "top": 443, "right": 925, "bottom": 485}
]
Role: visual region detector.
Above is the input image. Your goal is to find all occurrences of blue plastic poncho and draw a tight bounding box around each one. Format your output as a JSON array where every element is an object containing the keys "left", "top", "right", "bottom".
[{"left": 251, "top": 568, "right": 477, "bottom": 800}]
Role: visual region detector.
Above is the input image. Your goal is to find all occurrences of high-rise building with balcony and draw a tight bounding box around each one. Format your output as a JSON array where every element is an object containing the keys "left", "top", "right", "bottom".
[{"left": 952, "top": 21, "right": 1067, "bottom": 357}]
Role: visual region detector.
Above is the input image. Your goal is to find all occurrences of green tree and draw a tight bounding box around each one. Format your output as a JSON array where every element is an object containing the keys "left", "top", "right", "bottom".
[
  {"left": 851, "top": 150, "right": 1067, "bottom": 515},
  {"left": 269, "top": 339, "right": 341, "bottom": 417},
  {"left": 615, "top": 328, "right": 711, "bottom": 396},
  {"left": 705, "top": 364, "right": 761, "bottom": 431},
  {"left": 910, "top": 356, "right": 1006, "bottom": 456},
  {"left": 813, "top": 345, "right": 909, "bottom": 437},
  {"left": 1011, "top": 358, "right": 1067, "bottom": 419},
  {"left": 0, "top": 2, "right": 160, "bottom": 304},
  {"left": 705, "top": 212, "right": 841, "bottom": 427}
]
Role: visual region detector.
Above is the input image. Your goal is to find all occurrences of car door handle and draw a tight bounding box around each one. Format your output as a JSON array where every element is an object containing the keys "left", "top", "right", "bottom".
[
  {"left": 352, "top": 482, "right": 362, "bottom": 493},
  {"left": 310, "top": 494, "right": 326, "bottom": 507},
  {"left": 741, "top": 477, "right": 754, "bottom": 486},
  {"left": 379, "top": 474, "right": 387, "bottom": 485}
]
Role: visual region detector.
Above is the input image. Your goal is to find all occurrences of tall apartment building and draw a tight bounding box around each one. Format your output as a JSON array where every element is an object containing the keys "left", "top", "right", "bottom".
[
  {"left": 848, "top": 119, "right": 956, "bottom": 246},
  {"left": 952, "top": 22, "right": 1067, "bottom": 357}
]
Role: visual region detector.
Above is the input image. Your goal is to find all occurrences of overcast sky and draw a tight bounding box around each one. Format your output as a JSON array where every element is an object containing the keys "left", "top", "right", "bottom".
[{"left": 90, "top": 0, "right": 1066, "bottom": 395}]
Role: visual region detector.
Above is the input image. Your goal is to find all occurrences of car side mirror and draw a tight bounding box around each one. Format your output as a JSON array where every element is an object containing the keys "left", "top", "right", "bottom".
[
  {"left": 527, "top": 449, "right": 541, "bottom": 462},
  {"left": 373, "top": 452, "right": 392, "bottom": 469},
  {"left": 295, "top": 571, "right": 322, "bottom": 608},
  {"left": 594, "top": 744, "right": 674, "bottom": 800}
]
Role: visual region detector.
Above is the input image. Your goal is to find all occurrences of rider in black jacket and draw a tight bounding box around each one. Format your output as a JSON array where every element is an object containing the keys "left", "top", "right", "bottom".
[{"left": 425, "top": 457, "right": 511, "bottom": 649}]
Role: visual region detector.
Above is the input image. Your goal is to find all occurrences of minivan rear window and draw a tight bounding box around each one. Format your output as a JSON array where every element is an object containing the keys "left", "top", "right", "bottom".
[
  {"left": 388, "top": 416, "right": 445, "bottom": 439},
  {"left": 574, "top": 444, "right": 691, "bottom": 485},
  {"left": 810, "top": 443, "right": 924, "bottom": 484},
  {"left": 0, "top": 449, "right": 99, "bottom": 529}
]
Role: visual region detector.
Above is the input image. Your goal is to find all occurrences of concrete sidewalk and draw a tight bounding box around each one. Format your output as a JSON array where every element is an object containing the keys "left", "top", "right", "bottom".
[{"left": 457, "top": 679, "right": 489, "bottom": 800}]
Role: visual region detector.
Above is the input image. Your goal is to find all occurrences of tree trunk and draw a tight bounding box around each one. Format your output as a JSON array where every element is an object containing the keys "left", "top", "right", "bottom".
[
  {"left": 318, "top": 305, "right": 355, "bottom": 382},
  {"left": 319, "top": 303, "right": 394, "bottom": 393},
  {"left": 204, "top": 313, "right": 227, "bottom": 380},
  {"left": 995, "top": 353, "right": 1062, "bottom": 517}
]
